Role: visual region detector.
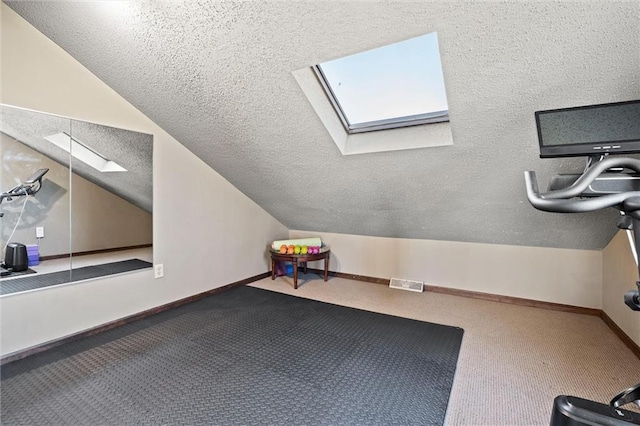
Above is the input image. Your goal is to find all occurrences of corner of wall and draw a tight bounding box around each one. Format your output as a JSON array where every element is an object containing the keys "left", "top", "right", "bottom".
[{"left": 602, "top": 230, "right": 640, "bottom": 348}]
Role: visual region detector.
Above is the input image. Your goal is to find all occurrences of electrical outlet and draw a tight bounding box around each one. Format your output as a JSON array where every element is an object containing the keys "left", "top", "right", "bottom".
[
  {"left": 154, "top": 263, "right": 164, "bottom": 279},
  {"left": 36, "top": 227, "right": 45, "bottom": 238}
]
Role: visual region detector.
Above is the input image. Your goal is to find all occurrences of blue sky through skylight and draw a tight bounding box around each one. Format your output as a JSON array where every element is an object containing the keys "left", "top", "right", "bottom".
[{"left": 318, "top": 32, "right": 448, "bottom": 125}]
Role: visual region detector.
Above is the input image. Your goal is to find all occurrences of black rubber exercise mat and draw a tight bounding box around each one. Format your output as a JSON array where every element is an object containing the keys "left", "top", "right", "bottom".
[
  {"left": 1, "top": 286, "right": 464, "bottom": 425},
  {"left": 0, "top": 259, "right": 151, "bottom": 295}
]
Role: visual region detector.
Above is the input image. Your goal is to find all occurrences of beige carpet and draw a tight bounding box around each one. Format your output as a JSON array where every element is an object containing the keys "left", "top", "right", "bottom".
[{"left": 250, "top": 273, "right": 640, "bottom": 425}]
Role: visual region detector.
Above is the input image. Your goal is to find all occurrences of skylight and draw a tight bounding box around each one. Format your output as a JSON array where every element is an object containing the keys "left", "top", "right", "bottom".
[
  {"left": 315, "top": 32, "right": 449, "bottom": 134},
  {"left": 45, "top": 132, "right": 127, "bottom": 172}
]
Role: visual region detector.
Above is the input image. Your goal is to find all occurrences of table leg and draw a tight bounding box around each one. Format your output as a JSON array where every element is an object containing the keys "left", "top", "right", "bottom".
[
  {"left": 323, "top": 253, "right": 329, "bottom": 282},
  {"left": 271, "top": 259, "right": 275, "bottom": 280},
  {"left": 303, "top": 261, "right": 307, "bottom": 274},
  {"left": 293, "top": 259, "right": 298, "bottom": 289}
]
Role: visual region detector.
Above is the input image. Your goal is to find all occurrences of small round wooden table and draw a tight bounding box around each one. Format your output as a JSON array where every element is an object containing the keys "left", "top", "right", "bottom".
[{"left": 270, "top": 247, "right": 330, "bottom": 289}]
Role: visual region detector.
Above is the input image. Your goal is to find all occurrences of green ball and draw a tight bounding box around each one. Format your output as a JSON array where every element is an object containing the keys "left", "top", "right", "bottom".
[
  {"left": 301, "top": 246, "right": 308, "bottom": 254},
  {"left": 294, "top": 245, "right": 301, "bottom": 254}
]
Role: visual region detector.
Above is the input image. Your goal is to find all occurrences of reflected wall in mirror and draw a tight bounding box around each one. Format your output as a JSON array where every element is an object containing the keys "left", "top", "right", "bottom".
[
  {"left": 0, "top": 104, "right": 153, "bottom": 294},
  {"left": 1, "top": 106, "right": 72, "bottom": 280}
]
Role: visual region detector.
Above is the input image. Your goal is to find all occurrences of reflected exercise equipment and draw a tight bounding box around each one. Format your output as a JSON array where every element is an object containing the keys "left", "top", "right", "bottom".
[
  {"left": 1, "top": 103, "right": 153, "bottom": 293},
  {"left": 0, "top": 168, "right": 49, "bottom": 217},
  {"left": 0, "top": 169, "right": 48, "bottom": 275}
]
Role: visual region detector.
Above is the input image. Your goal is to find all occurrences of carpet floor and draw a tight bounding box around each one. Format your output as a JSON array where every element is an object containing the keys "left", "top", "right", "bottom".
[
  {"left": 251, "top": 274, "right": 640, "bottom": 425},
  {"left": 0, "top": 286, "right": 464, "bottom": 425}
]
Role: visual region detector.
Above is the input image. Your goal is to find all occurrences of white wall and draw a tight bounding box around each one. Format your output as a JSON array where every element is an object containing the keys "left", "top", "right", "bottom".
[
  {"left": 0, "top": 5, "right": 288, "bottom": 356},
  {"left": 290, "top": 230, "right": 603, "bottom": 309},
  {"left": 603, "top": 231, "right": 640, "bottom": 347}
]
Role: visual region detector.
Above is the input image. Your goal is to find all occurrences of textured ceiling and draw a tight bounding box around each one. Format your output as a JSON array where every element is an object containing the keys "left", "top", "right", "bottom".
[
  {"left": 5, "top": 1, "right": 640, "bottom": 250},
  {"left": 1, "top": 104, "right": 153, "bottom": 213}
]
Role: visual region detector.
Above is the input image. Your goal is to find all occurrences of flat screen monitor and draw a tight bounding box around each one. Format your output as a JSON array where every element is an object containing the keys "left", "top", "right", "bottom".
[{"left": 535, "top": 100, "right": 640, "bottom": 158}]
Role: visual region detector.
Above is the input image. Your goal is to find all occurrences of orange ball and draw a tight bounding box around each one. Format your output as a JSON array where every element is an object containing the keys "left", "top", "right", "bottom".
[
  {"left": 287, "top": 246, "right": 295, "bottom": 255},
  {"left": 279, "top": 244, "right": 287, "bottom": 254}
]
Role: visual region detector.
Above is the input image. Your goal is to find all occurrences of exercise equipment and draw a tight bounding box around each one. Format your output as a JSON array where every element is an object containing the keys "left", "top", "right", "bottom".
[
  {"left": 525, "top": 156, "right": 640, "bottom": 424},
  {"left": 525, "top": 157, "right": 640, "bottom": 311},
  {"left": 1, "top": 169, "right": 48, "bottom": 276},
  {"left": 0, "top": 168, "right": 49, "bottom": 218}
]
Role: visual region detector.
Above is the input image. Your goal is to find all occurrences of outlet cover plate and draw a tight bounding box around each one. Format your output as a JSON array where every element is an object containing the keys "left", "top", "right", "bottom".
[{"left": 154, "top": 264, "right": 164, "bottom": 279}]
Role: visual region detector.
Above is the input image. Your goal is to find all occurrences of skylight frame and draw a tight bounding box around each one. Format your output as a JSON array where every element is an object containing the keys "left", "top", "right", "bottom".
[
  {"left": 313, "top": 33, "right": 450, "bottom": 135},
  {"left": 314, "top": 65, "right": 449, "bottom": 134},
  {"left": 45, "top": 132, "right": 128, "bottom": 173}
]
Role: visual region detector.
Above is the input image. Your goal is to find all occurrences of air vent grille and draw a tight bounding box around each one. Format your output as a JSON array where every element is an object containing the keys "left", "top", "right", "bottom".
[{"left": 389, "top": 278, "right": 424, "bottom": 293}]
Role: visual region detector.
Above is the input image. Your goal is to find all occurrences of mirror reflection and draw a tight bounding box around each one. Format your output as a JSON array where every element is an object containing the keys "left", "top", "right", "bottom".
[{"left": 0, "top": 104, "right": 152, "bottom": 295}]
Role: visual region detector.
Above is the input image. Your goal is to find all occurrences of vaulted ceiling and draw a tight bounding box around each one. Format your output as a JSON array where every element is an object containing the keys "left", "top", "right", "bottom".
[
  {"left": 1, "top": 104, "right": 153, "bottom": 213},
  {"left": 5, "top": 1, "right": 639, "bottom": 250}
]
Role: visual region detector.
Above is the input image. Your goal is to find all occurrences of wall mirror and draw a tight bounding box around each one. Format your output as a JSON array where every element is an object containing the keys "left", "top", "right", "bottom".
[{"left": 0, "top": 104, "right": 153, "bottom": 296}]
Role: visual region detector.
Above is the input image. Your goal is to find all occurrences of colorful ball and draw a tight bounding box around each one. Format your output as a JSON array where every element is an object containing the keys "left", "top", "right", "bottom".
[{"left": 279, "top": 244, "right": 287, "bottom": 254}]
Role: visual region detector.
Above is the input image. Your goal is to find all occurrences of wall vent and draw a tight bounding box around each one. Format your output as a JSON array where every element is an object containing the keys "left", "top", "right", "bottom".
[{"left": 389, "top": 278, "right": 424, "bottom": 293}]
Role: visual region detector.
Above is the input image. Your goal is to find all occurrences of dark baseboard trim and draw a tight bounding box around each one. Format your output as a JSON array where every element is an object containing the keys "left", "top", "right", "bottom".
[
  {"left": 600, "top": 311, "right": 640, "bottom": 359},
  {"left": 422, "top": 284, "right": 603, "bottom": 316},
  {"left": 309, "top": 268, "right": 600, "bottom": 315},
  {"left": 307, "top": 268, "right": 390, "bottom": 285},
  {"left": 5, "top": 269, "right": 639, "bottom": 364},
  {"left": 308, "top": 268, "right": 638, "bottom": 358},
  {"left": 0, "top": 272, "right": 270, "bottom": 365},
  {"left": 40, "top": 244, "right": 153, "bottom": 261}
]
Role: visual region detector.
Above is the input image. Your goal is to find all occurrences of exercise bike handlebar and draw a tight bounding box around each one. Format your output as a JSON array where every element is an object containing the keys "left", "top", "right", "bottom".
[
  {"left": 524, "top": 169, "right": 640, "bottom": 214},
  {"left": 0, "top": 182, "right": 42, "bottom": 206},
  {"left": 0, "top": 169, "right": 48, "bottom": 206},
  {"left": 539, "top": 157, "right": 640, "bottom": 200}
]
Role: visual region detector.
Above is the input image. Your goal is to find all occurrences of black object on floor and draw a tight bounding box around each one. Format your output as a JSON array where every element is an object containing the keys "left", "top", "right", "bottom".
[
  {"left": 0, "top": 259, "right": 152, "bottom": 295},
  {"left": 0, "top": 286, "right": 464, "bottom": 425},
  {"left": 550, "top": 395, "right": 640, "bottom": 425},
  {"left": 0, "top": 267, "right": 36, "bottom": 280}
]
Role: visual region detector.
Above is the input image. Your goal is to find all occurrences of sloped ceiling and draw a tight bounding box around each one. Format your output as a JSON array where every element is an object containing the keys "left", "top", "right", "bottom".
[
  {"left": 1, "top": 104, "right": 153, "bottom": 213},
  {"left": 5, "top": 1, "right": 639, "bottom": 250}
]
